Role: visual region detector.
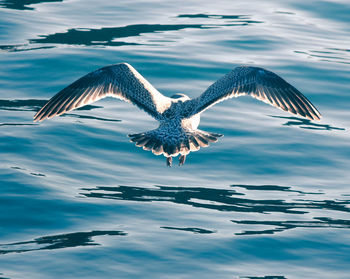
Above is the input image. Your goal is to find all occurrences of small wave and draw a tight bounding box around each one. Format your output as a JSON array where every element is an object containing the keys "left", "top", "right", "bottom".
[{"left": 0, "top": 230, "right": 126, "bottom": 255}]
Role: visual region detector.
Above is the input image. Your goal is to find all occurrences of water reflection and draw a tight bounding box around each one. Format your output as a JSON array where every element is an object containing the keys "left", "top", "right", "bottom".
[
  {"left": 30, "top": 24, "right": 208, "bottom": 46},
  {"left": 160, "top": 227, "right": 215, "bottom": 234},
  {"left": 269, "top": 115, "right": 345, "bottom": 131},
  {"left": 81, "top": 184, "right": 350, "bottom": 235},
  {"left": 0, "top": 14, "right": 262, "bottom": 52},
  {"left": 232, "top": 217, "right": 350, "bottom": 235},
  {"left": 0, "top": 24, "right": 207, "bottom": 52},
  {"left": 241, "top": 276, "right": 287, "bottom": 279},
  {"left": 0, "top": 44, "right": 55, "bottom": 52},
  {"left": 62, "top": 113, "right": 121, "bottom": 122},
  {"left": 0, "top": 0, "right": 63, "bottom": 10},
  {"left": 0, "top": 123, "right": 37, "bottom": 126},
  {"left": 274, "top": 10, "right": 295, "bottom": 15},
  {"left": 10, "top": 166, "right": 46, "bottom": 177},
  {"left": 0, "top": 99, "right": 49, "bottom": 112},
  {"left": 0, "top": 273, "right": 10, "bottom": 279},
  {"left": 0, "top": 99, "right": 101, "bottom": 112},
  {"left": 234, "top": 184, "right": 321, "bottom": 195},
  {"left": 294, "top": 49, "right": 350, "bottom": 65},
  {"left": 0, "top": 230, "right": 126, "bottom": 255},
  {"left": 0, "top": 99, "right": 117, "bottom": 122},
  {"left": 177, "top": 13, "right": 264, "bottom": 24},
  {"left": 80, "top": 184, "right": 350, "bottom": 215}
]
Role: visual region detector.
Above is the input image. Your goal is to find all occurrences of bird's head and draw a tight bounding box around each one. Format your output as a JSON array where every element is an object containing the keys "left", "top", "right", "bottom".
[{"left": 170, "top": 93, "right": 190, "bottom": 101}]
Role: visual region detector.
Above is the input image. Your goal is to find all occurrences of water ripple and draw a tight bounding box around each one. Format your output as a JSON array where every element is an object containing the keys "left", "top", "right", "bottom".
[
  {"left": 0, "top": 123, "right": 37, "bottom": 127},
  {"left": 0, "top": 14, "right": 263, "bottom": 52},
  {"left": 0, "top": 273, "right": 10, "bottom": 279},
  {"left": 0, "top": 230, "right": 126, "bottom": 255},
  {"left": 269, "top": 115, "right": 345, "bottom": 131},
  {"left": 0, "top": 24, "right": 208, "bottom": 52},
  {"left": 160, "top": 227, "right": 215, "bottom": 234},
  {"left": 177, "top": 13, "right": 264, "bottom": 24},
  {"left": 294, "top": 49, "right": 350, "bottom": 65},
  {"left": 241, "top": 276, "right": 287, "bottom": 279},
  {"left": 0, "top": 99, "right": 102, "bottom": 112},
  {"left": 0, "top": 0, "right": 63, "bottom": 10},
  {"left": 80, "top": 184, "right": 350, "bottom": 236},
  {"left": 80, "top": 184, "right": 349, "bottom": 215},
  {"left": 232, "top": 217, "right": 350, "bottom": 236}
]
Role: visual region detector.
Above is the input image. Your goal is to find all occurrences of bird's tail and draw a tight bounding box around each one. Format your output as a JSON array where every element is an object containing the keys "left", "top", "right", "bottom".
[{"left": 128, "top": 129, "right": 223, "bottom": 157}]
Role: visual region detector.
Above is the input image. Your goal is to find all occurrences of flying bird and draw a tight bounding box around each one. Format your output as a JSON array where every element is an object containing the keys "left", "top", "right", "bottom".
[{"left": 34, "top": 63, "right": 321, "bottom": 166}]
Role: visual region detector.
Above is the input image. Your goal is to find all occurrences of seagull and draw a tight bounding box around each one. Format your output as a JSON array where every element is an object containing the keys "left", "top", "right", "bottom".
[{"left": 34, "top": 63, "right": 321, "bottom": 166}]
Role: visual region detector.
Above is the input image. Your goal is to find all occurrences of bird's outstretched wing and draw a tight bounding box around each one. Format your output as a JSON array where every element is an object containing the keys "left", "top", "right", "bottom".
[
  {"left": 34, "top": 63, "right": 172, "bottom": 121},
  {"left": 185, "top": 66, "right": 321, "bottom": 120}
]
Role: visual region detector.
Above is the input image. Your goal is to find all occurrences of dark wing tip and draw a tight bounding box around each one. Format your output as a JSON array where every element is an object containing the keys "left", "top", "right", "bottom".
[
  {"left": 251, "top": 68, "right": 322, "bottom": 122},
  {"left": 308, "top": 109, "right": 322, "bottom": 121},
  {"left": 33, "top": 100, "right": 63, "bottom": 122},
  {"left": 33, "top": 114, "right": 40, "bottom": 122},
  {"left": 283, "top": 94, "right": 322, "bottom": 121},
  {"left": 33, "top": 109, "right": 59, "bottom": 122},
  {"left": 33, "top": 107, "right": 47, "bottom": 122},
  {"left": 302, "top": 112, "right": 321, "bottom": 121}
]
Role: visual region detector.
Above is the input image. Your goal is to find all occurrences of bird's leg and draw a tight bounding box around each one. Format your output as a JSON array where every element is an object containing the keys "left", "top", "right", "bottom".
[
  {"left": 166, "top": 157, "right": 172, "bottom": 167},
  {"left": 179, "top": 154, "right": 186, "bottom": 166}
]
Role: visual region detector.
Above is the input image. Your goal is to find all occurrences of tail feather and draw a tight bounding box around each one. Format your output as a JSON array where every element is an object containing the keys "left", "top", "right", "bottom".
[
  {"left": 201, "top": 133, "right": 218, "bottom": 142},
  {"left": 153, "top": 141, "right": 163, "bottom": 155},
  {"left": 129, "top": 133, "right": 145, "bottom": 142},
  {"left": 128, "top": 129, "right": 222, "bottom": 157},
  {"left": 190, "top": 135, "right": 199, "bottom": 149},
  {"left": 162, "top": 143, "right": 170, "bottom": 155},
  {"left": 183, "top": 138, "right": 191, "bottom": 150},
  {"left": 144, "top": 139, "right": 156, "bottom": 151},
  {"left": 136, "top": 137, "right": 149, "bottom": 147},
  {"left": 195, "top": 134, "right": 209, "bottom": 147}
]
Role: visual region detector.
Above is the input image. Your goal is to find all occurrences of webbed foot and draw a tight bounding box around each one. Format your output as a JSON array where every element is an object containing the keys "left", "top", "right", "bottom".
[{"left": 166, "top": 157, "right": 172, "bottom": 167}]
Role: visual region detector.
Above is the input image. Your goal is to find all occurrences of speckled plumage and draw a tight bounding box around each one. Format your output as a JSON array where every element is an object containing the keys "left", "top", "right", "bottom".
[{"left": 34, "top": 63, "right": 321, "bottom": 166}]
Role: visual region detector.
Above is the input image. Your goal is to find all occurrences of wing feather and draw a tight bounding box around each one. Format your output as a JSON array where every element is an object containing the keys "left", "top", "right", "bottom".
[
  {"left": 34, "top": 63, "right": 172, "bottom": 121},
  {"left": 185, "top": 66, "right": 321, "bottom": 120}
]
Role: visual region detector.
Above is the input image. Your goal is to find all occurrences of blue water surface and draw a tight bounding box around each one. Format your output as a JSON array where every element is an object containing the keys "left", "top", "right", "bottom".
[{"left": 0, "top": 0, "right": 350, "bottom": 278}]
